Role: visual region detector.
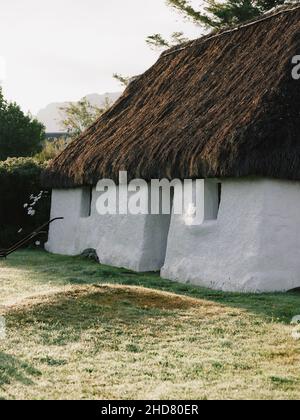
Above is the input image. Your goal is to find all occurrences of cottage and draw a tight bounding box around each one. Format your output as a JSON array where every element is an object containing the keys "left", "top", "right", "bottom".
[{"left": 42, "top": 6, "right": 300, "bottom": 292}]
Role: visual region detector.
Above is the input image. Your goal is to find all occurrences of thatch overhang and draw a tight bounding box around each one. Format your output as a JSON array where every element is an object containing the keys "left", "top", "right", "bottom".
[{"left": 42, "top": 6, "right": 300, "bottom": 188}]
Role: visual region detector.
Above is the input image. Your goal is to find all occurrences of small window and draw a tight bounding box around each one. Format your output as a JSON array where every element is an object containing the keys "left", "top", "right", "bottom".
[
  {"left": 218, "top": 182, "right": 222, "bottom": 212},
  {"left": 204, "top": 180, "right": 221, "bottom": 221},
  {"left": 81, "top": 186, "right": 93, "bottom": 218},
  {"left": 184, "top": 179, "right": 221, "bottom": 226}
]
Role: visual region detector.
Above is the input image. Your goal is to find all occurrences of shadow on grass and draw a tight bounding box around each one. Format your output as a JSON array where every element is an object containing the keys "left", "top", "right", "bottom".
[
  {"left": 0, "top": 352, "right": 41, "bottom": 387},
  {"left": 2, "top": 250, "right": 300, "bottom": 324}
]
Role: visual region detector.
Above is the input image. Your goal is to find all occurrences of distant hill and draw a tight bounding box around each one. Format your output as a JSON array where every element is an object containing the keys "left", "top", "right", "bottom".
[{"left": 37, "top": 92, "right": 121, "bottom": 133}]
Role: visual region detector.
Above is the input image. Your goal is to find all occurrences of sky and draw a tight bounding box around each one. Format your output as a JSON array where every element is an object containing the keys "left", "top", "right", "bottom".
[{"left": 0, "top": 0, "right": 202, "bottom": 115}]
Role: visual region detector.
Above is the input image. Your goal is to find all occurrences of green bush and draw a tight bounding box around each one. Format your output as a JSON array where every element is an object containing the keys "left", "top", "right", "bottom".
[
  {"left": 35, "top": 138, "right": 69, "bottom": 162},
  {"left": 0, "top": 88, "right": 45, "bottom": 161},
  {"left": 0, "top": 158, "right": 51, "bottom": 248}
]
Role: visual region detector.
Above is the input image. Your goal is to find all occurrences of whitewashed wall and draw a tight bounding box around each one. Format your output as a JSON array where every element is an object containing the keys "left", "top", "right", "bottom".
[
  {"left": 46, "top": 186, "right": 171, "bottom": 272},
  {"left": 162, "top": 178, "right": 300, "bottom": 292},
  {"left": 46, "top": 178, "right": 300, "bottom": 292}
]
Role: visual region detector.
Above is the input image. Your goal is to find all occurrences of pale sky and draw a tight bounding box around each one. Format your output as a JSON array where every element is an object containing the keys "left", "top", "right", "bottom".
[{"left": 0, "top": 0, "right": 202, "bottom": 115}]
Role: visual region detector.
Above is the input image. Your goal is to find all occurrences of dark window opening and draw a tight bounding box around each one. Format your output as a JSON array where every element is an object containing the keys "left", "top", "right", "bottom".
[
  {"left": 81, "top": 186, "right": 93, "bottom": 218},
  {"left": 218, "top": 183, "right": 222, "bottom": 212}
]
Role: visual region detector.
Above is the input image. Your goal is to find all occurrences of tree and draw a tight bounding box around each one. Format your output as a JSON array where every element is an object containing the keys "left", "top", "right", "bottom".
[
  {"left": 0, "top": 88, "right": 45, "bottom": 161},
  {"left": 60, "top": 96, "right": 112, "bottom": 138},
  {"left": 167, "top": 0, "right": 288, "bottom": 28},
  {"left": 146, "top": 31, "right": 189, "bottom": 50},
  {"left": 148, "top": 0, "right": 289, "bottom": 49},
  {"left": 113, "top": 73, "right": 131, "bottom": 88}
]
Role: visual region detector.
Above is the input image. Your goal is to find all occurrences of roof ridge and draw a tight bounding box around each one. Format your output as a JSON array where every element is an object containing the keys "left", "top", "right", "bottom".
[{"left": 161, "top": 4, "right": 300, "bottom": 58}]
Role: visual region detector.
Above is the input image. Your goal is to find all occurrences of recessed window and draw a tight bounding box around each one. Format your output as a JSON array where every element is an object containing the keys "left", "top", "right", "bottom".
[
  {"left": 204, "top": 180, "right": 221, "bottom": 221},
  {"left": 218, "top": 182, "right": 222, "bottom": 213},
  {"left": 81, "top": 186, "right": 93, "bottom": 218},
  {"left": 183, "top": 179, "right": 222, "bottom": 226}
]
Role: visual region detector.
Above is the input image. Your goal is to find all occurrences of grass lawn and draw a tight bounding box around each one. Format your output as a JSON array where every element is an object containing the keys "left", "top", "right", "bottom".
[{"left": 0, "top": 250, "right": 300, "bottom": 400}]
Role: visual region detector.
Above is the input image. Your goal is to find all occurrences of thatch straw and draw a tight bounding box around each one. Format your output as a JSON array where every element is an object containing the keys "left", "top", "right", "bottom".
[{"left": 42, "top": 6, "right": 300, "bottom": 188}]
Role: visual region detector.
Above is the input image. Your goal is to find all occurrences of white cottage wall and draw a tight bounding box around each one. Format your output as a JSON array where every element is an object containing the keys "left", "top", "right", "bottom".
[
  {"left": 46, "top": 178, "right": 300, "bottom": 292},
  {"left": 45, "top": 186, "right": 171, "bottom": 272},
  {"left": 161, "top": 178, "right": 300, "bottom": 292},
  {"left": 46, "top": 189, "right": 83, "bottom": 256}
]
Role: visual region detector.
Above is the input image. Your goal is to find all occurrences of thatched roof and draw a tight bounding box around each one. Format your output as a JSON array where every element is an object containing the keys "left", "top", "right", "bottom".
[{"left": 43, "top": 5, "right": 300, "bottom": 188}]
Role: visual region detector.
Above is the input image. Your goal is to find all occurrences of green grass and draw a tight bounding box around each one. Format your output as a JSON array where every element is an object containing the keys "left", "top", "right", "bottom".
[{"left": 0, "top": 250, "right": 300, "bottom": 400}]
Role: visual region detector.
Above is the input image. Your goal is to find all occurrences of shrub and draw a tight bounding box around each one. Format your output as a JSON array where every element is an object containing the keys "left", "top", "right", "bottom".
[
  {"left": 0, "top": 158, "right": 51, "bottom": 248},
  {"left": 0, "top": 88, "right": 45, "bottom": 160},
  {"left": 35, "top": 138, "right": 69, "bottom": 162}
]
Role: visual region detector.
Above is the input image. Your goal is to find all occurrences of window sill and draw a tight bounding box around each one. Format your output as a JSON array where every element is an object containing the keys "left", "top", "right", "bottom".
[{"left": 185, "top": 219, "right": 218, "bottom": 234}]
